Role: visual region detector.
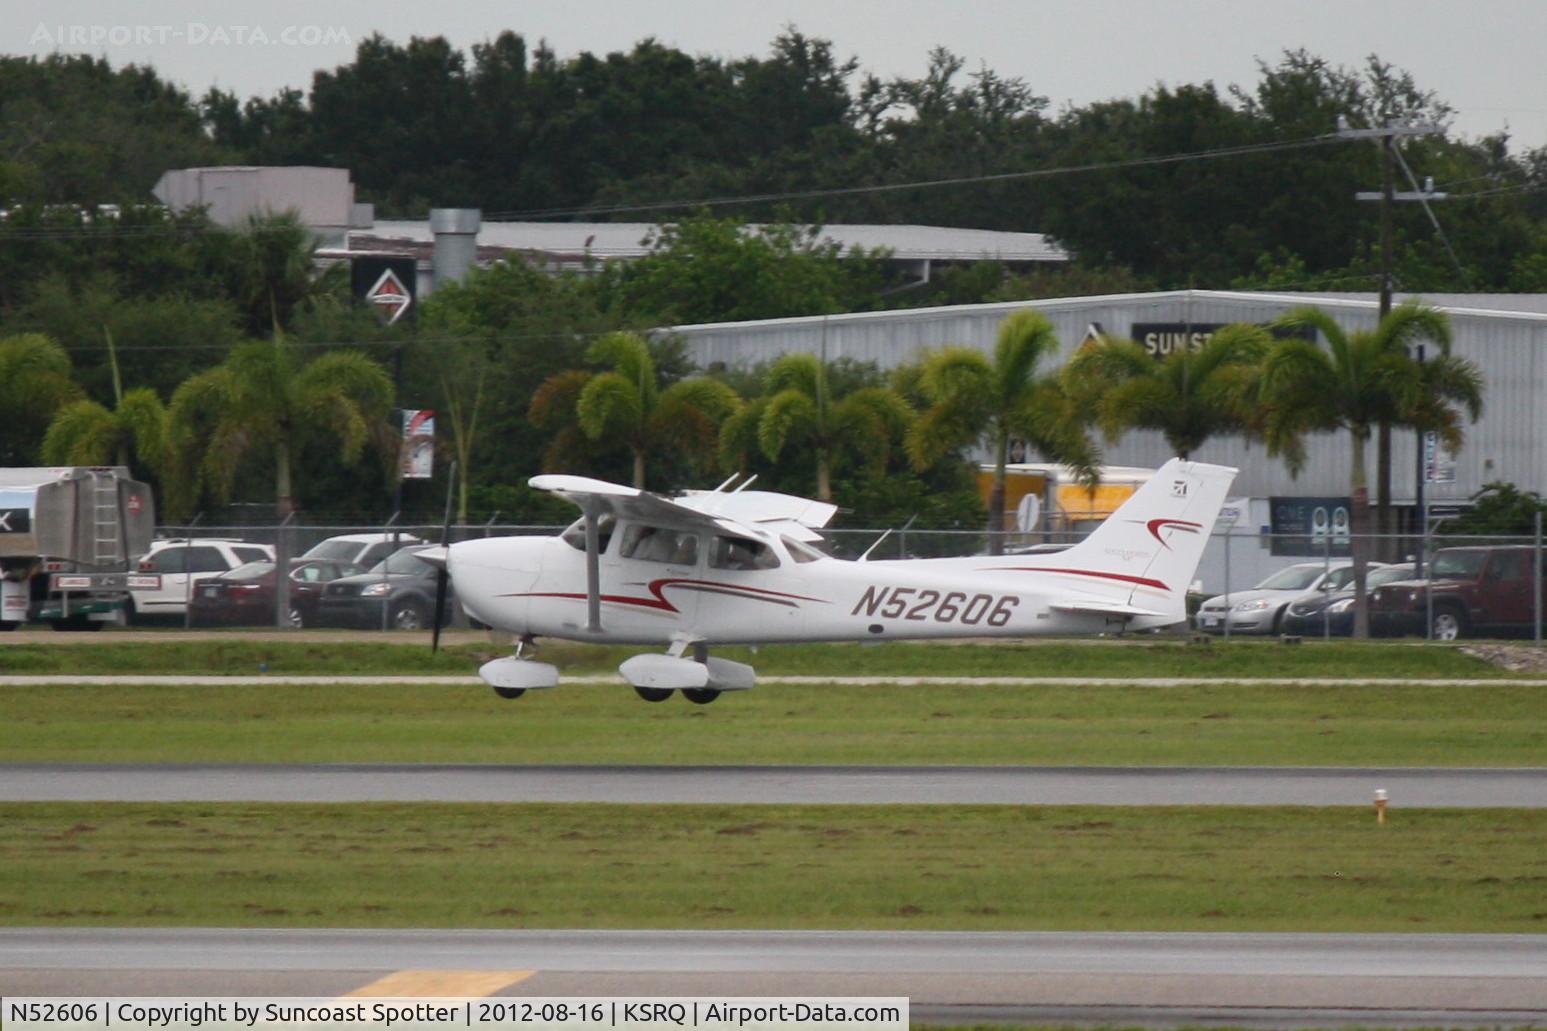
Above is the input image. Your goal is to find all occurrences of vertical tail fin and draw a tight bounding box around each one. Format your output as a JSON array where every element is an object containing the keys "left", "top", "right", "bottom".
[{"left": 1046, "top": 459, "right": 1237, "bottom": 620}]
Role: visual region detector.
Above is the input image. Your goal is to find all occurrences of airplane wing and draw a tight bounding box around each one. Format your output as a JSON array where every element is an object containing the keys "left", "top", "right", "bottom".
[
  {"left": 530, "top": 474, "right": 740, "bottom": 535},
  {"left": 676, "top": 488, "right": 837, "bottom": 530}
]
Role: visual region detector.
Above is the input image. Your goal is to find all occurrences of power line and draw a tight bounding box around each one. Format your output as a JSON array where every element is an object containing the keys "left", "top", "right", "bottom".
[
  {"left": 0, "top": 133, "right": 1347, "bottom": 240},
  {"left": 484, "top": 134, "right": 1350, "bottom": 220},
  {"left": 43, "top": 329, "right": 627, "bottom": 353},
  {"left": 0, "top": 218, "right": 308, "bottom": 241}
]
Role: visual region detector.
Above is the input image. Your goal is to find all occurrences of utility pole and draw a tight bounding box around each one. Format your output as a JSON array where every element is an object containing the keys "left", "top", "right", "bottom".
[{"left": 1340, "top": 119, "right": 1444, "bottom": 558}]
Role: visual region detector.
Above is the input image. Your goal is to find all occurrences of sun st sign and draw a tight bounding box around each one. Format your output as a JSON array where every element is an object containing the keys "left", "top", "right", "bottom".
[{"left": 401, "top": 409, "right": 435, "bottom": 480}]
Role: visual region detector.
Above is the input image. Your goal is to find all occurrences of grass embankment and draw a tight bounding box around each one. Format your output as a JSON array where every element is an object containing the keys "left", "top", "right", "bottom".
[
  {"left": 4, "top": 680, "right": 1546, "bottom": 766},
  {"left": 0, "top": 638, "right": 1529, "bottom": 679},
  {"left": 3, "top": 802, "right": 1545, "bottom": 931}
]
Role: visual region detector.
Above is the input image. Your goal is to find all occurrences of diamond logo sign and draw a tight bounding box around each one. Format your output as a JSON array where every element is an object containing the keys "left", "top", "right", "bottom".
[{"left": 366, "top": 268, "right": 413, "bottom": 324}]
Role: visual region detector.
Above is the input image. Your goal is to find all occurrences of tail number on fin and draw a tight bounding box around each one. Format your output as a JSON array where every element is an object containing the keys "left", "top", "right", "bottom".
[{"left": 851, "top": 586, "right": 1019, "bottom": 627}]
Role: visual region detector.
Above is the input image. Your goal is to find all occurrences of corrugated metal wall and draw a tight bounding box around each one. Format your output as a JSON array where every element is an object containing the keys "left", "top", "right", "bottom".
[{"left": 662, "top": 290, "right": 1547, "bottom": 500}]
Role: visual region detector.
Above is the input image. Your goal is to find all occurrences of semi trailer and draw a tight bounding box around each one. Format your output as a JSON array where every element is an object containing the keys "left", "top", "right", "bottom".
[{"left": 0, "top": 467, "right": 156, "bottom": 630}]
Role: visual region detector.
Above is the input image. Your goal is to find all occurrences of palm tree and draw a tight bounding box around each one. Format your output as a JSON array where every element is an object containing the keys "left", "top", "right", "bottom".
[
  {"left": 722, "top": 352, "right": 912, "bottom": 503},
  {"left": 1063, "top": 323, "right": 1270, "bottom": 458},
  {"left": 1261, "top": 301, "right": 1482, "bottom": 637},
  {"left": 905, "top": 310, "right": 1098, "bottom": 548},
  {"left": 0, "top": 333, "right": 81, "bottom": 465},
  {"left": 224, "top": 212, "right": 328, "bottom": 336},
  {"left": 531, "top": 332, "right": 741, "bottom": 489},
  {"left": 42, "top": 329, "right": 167, "bottom": 474},
  {"left": 165, "top": 337, "right": 394, "bottom": 517}
]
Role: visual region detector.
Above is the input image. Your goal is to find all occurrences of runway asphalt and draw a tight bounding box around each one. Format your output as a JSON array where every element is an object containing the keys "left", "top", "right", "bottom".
[
  {"left": 3, "top": 929, "right": 1545, "bottom": 1027},
  {"left": 3, "top": 762, "right": 1545, "bottom": 805}
]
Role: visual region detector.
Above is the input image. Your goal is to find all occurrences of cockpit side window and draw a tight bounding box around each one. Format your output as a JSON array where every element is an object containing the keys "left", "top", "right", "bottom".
[
  {"left": 561, "top": 514, "right": 616, "bottom": 553},
  {"left": 620, "top": 524, "right": 699, "bottom": 565},
  {"left": 709, "top": 535, "right": 780, "bottom": 571}
]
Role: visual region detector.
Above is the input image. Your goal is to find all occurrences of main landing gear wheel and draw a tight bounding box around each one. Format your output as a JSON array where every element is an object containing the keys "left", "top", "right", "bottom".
[
  {"left": 492, "top": 685, "right": 527, "bottom": 700},
  {"left": 682, "top": 688, "right": 721, "bottom": 705},
  {"left": 634, "top": 685, "right": 674, "bottom": 703}
]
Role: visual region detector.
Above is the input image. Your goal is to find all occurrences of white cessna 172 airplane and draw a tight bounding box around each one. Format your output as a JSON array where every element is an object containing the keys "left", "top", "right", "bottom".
[{"left": 426, "top": 457, "right": 1236, "bottom": 704}]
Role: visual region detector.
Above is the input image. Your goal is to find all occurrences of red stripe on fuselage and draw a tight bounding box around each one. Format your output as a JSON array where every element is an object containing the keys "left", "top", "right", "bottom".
[
  {"left": 507, "top": 577, "right": 827, "bottom": 614},
  {"left": 982, "top": 566, "right": 1170, "bottom": 592}
]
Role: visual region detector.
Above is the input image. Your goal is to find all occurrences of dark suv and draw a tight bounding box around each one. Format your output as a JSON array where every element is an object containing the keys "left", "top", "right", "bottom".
[
  {"left": 1367, "top": 546, "right": 1545, "bottom": 640},
  {"left": 313, "top": 545, "right": 458, "bottom": 631}
]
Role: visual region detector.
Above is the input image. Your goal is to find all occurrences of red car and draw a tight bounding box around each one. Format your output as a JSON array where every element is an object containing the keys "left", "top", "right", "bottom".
[{"left": 189, "top": 558, "right": 364, "bottom": 628}]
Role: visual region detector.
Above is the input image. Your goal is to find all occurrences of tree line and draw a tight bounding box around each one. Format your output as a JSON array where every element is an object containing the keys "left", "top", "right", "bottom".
[
  {"left": 3, "top": 35, "right": 1547, "bottom": 295},
  {"left": 0, "top": 205, "right": 1484, "bottom": 566}
]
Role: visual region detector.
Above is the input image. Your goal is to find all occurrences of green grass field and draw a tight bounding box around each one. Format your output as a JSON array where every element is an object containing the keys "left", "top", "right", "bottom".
[
  {"left": 3, "top": 802, "right": 1545, "bottom": 932},
  {"left": 4, "top": 679, "right": 1546, "bottom": 766},
  {"left": 0, "top": 638, "right": 1532, "bottom": 679}
]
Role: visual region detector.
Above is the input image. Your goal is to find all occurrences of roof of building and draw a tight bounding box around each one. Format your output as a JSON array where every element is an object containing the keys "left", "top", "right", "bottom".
[
  {"left": 358, "top": 220, "right": 1067, "bottom": 264},
  {"left": 661, "top": 288, "right": 1547, "bottom": 333}
]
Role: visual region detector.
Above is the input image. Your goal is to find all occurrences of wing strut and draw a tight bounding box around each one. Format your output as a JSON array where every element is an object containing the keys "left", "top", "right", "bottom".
[{"left": 583, "top": 503, "right": 603, "bottom": 633}]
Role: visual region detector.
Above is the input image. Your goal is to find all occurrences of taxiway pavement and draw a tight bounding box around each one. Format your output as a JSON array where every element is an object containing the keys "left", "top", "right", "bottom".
[
  {"left": 2, "top": 762, "right": 1545, "bottom": 805},
  {"left": 3, "top": 929, "right": 1544, "bottom": 1027}
]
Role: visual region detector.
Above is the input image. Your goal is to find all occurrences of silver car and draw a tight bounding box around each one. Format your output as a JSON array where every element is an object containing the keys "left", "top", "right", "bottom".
[{"left": 1194, "top": 561, "right": 1377, "bottom": 635}]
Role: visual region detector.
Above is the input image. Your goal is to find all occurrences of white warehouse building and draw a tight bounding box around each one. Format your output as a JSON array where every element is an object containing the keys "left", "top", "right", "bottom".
[{"left": 662, "top": 289, "right": 1547, "bottom": 513}]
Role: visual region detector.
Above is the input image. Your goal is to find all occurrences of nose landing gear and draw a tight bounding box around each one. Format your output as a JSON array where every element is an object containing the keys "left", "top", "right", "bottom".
[{"left": 480, "top": 634, "right": 558, "bottom": 699}]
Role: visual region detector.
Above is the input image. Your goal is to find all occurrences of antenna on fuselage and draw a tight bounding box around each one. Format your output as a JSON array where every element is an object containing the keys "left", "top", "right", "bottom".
[
  {"left": 730, "top": 474, "right": 758, "bottom": 494},
  {"left": 857, "top": 514, "right": 917, "bottom": 562}
]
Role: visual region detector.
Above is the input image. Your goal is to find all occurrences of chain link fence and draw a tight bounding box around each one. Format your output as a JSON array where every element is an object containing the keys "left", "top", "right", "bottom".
[{"left": 130, "top": 519, "right": 1546, "bottom": 643}]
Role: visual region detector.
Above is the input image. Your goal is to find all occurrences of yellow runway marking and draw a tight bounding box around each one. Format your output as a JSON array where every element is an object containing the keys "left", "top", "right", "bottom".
[{"left": 345, "top": 970, "right": 536, "bottom": 997}]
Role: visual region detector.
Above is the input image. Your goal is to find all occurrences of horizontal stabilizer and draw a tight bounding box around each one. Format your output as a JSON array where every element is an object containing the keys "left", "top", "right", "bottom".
[{"left": 1049, "top": 601, "right": 1169, "bottom": 619}]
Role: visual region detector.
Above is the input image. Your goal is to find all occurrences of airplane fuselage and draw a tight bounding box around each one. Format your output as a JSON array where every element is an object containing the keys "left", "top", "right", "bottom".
[{"left": 449, "top": 534, "right": 1165, "bottom": 646}]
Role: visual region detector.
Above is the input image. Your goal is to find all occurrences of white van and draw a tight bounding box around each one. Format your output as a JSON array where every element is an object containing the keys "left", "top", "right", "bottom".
[{"left": 131, "top": 538, "right": 275, "bottom": 621}]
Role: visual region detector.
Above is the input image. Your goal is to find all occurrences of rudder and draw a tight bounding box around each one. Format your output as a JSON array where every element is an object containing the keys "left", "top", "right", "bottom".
[{"left": 1049, "top": 459, "right": 1237, "bottom": 620}]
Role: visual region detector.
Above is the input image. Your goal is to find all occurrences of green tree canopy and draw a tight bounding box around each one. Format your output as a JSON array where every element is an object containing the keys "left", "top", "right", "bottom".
[
  {"left": 165, "top": 339, "right": 394, "bottom": 518},
  {"left": 905, "top": 310, "right": 1098, "bottom": 546},
  {"left": 41, "top": 328, "right": 167, "bottom": 478},
  {"left": 595, "top": 215, "right": 892, "bottom": 325},
  {"left": 721, "top": 351, "right": 912, "bottom": 502},
  {"left": 1063, "top": 323, "right": 1271, "bottom": 458},
  {"left": 532, "top": 331, "right": 741, "bottom": 488},
  {"left": 0, "top": 333, "right": 81, "bottom": 465},
  {"left": 1437, "top": 482, "right": 1547, "bottom": 537}
]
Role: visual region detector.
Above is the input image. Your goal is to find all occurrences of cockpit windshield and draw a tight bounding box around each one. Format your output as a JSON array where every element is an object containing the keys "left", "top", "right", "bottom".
[{"left": 561, "top": 514, "right": 616, "bottom": 553}]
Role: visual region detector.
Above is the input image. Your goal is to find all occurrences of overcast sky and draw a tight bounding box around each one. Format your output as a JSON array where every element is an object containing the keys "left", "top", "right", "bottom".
[{"left": 10, "top": 0, "right": 1547, "bottom": 151}]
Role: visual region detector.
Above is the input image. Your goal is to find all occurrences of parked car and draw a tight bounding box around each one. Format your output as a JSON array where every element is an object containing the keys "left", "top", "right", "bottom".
[
  {"left": 1368, "top": 546, "right": 1547, "bottom": 640},
  {"left": 301, "top": 532, "right": 424, "bottom": 571},
  {"left": 1194, "top": 560, "right": 1377, "bottom": 635},
  {"left": 129, "top": 538, "right": 275, "bottom": 622},
  {"left": 188, "top": 558, "right": 365, "bottom": 628},
  {"left": 314, "top": 544, "right": 458, "bottom": 630},
  {"left": 1280, "top": 563, "right": 1417, "bottom": 637}
]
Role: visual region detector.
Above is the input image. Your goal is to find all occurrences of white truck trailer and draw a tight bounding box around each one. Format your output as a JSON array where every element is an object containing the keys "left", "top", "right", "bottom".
[{"left": 0, "top": 467, "right": 157, "bottom": 630}]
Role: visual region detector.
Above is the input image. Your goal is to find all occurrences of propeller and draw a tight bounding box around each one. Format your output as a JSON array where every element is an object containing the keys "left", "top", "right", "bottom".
[{"left": 431, "top": 462, "right": 457, "bottom": 653}]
